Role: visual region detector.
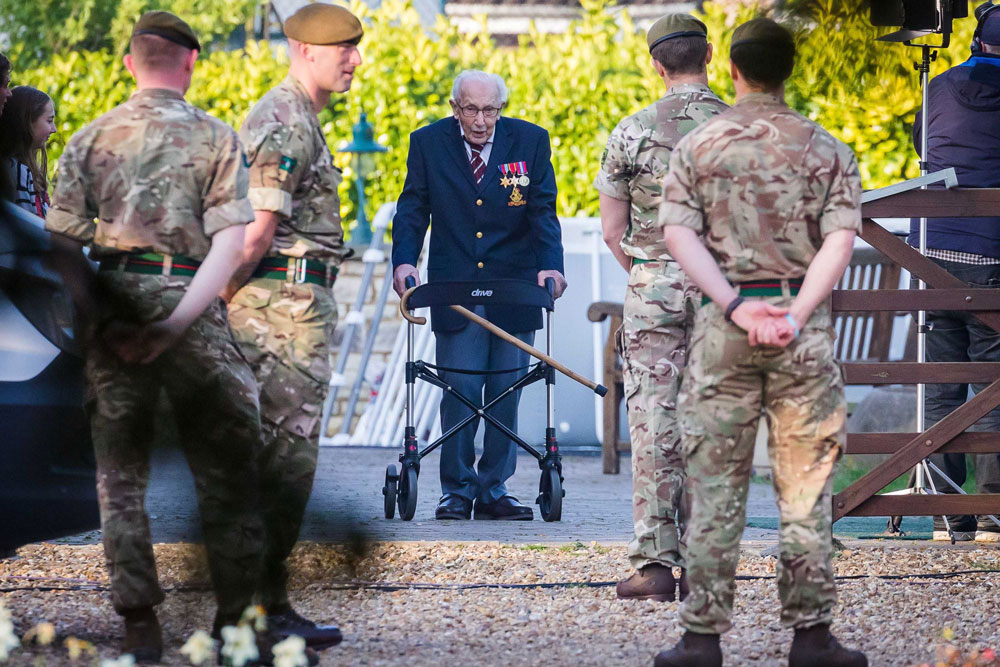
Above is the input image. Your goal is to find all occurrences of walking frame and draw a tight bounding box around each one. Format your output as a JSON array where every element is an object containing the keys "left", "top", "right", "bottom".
[{"left": 381, "top": 277, "right": 606, "bottom": 522}]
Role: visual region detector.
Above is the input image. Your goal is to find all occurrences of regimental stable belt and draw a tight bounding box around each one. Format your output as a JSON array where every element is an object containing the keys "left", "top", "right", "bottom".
[
  {"left": 97, "top": 253, "right": 337, "bottom": 287},
  {"left": 251, "top": 256, "right": 337, "bottom": 287},
  {"left": 98, "top": 252, "right": 202, "bottom": 277},
  {"left": 702, "top": 279, "right": 803, "bottom": 305}
]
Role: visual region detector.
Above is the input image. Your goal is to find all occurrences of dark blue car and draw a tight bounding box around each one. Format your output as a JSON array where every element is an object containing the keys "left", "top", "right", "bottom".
[{"left": 0, "top": 201, "right": 99, "bottom": 553}]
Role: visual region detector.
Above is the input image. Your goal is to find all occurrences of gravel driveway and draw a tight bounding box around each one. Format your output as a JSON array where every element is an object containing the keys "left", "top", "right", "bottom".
[
  {"left": 3, "top": 542, "right": 999, "bottom": 666},
  {"left": 3, "top": 448, "right": 995, "bottom": 665}
]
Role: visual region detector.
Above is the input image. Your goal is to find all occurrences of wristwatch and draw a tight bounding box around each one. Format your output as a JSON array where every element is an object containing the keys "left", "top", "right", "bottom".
[{"left": 724, "top": 296, "right": 745, "bottom": 323}]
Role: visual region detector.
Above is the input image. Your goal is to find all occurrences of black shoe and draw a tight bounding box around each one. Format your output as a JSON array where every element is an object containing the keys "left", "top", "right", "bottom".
[
  {"left": 932, "top": 515, "right": 977, "bottom": 533},
  {"left": 474, "top": 495, "right": 533, "bottom": 521},
  {"left": 788, "top": 624, "right": 867, "bottom": 667},
  {"left": 654, "top": 631, "right": 722, "bottom": 667},
  {"left": 122, "top": 607, "right": 162, "bottom": 664},
  {"left": 268, "top": 608, "right": 343, "bottom": 650},
  {"left": 217, "top": 629, "right": 320, "bottom": 666},
  {"left": 435, "top": 494, "right": 472, "bottom": 520}
]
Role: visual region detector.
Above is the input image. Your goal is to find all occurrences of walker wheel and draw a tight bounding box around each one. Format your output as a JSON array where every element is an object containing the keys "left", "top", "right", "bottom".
[
  {"left": 398, "top": 463, "right": 419, "bottom": 521},
  {"left": 537, "top": 466, "right": 563, "bottom": 522},
  {"left": 383, "top": 464, "right": 399, "bottom": 519}
]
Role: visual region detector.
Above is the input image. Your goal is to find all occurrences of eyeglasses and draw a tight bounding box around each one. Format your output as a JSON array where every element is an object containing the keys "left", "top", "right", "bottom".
[{"left": 458, "top": 104, "right": 502, "bottom": 119}]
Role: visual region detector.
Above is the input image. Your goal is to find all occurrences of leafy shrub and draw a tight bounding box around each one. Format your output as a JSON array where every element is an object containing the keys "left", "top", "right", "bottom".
[
  {"left": 9, "top": 0, "right": 984, "bottom": 232},
  {"left": 0, "top": 0, "right": 255, "bottom": 67}
]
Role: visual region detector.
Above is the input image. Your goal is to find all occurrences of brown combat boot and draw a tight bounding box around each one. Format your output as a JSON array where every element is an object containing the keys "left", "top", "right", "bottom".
[
  {"left": 654, "top": 631, "right": 722, "bottom": 667},
  {"left": 788, "top": 624, "right": 867, "bottom": 667},
  {"left": 616, "top": 563, "right": 676, "bottom": 601},
  {"left": 677, "top": 569, "right": 689, "bottom": 601},
  {"left": 122, "top": 607, "right": 162, "bottom": 664}
]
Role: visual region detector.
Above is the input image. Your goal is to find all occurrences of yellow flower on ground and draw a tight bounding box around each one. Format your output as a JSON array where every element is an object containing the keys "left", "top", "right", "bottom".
[
  {"left": 180, "top": 630, "right": 215, "bottom": 666},
  {"left": 272, "top": 635, "right": 308, "bottom": 667},
  {"left": 0, "top": 619, "right": 20, "bottom": 661},
  {"left": 239, "top": 605, "right": 268, "bottom": 632},
  {"left": 220, "top": 624, "right": 258, "bottom": 667},
  {"left": 64, "top": 636, "right": 97, "bottom": 660},
  {"left": 23, "top": 622, "right": 56, "bottom": 646},
  {"left": 99, "top": 655, "right": 136, "bottom": 667}
]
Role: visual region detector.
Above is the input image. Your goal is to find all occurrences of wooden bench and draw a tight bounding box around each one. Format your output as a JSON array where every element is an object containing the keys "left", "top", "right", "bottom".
[
  {"left": 591, "top": 246, "right": 908, "bottom": 474},
  {"left": 586, "top": 301, "right": 627, "bottom": 473}
]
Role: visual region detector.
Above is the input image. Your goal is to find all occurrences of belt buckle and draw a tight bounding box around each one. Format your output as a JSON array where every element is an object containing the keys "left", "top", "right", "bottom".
[{"left": 294, "top": 258, "right": 307, "bottom": 284}]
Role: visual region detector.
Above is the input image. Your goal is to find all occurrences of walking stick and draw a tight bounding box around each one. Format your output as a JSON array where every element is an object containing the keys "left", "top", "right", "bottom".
[{"left": 399, "top": 287, "right": 607, "bottom": 396}]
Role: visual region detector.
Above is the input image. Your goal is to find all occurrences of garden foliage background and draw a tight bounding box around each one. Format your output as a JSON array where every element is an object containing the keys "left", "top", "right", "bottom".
[{"left": 0, "top": 0, "right": 983, "bottom": 234}]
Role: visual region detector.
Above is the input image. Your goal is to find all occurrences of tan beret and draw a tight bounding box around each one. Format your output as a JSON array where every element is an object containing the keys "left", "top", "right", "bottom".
[
  {"left": 647, "top": 14, "right": 707, "bottom": 52},
  {"left": 132, "top": 11, "right": 200, "bottom": 51},
  {"left": 284, "top": 4, "right": 363, "bottom": 45},
  {"left": 731, "top": 18, "right": 794, "bottom": 51}
]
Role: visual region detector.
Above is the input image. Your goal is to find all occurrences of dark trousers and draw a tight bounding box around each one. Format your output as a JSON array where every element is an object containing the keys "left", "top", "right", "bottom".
[
  {"left": 434, "top": 310, "right": 534, "bottom": 504},
  {"left": 922, "top": 258, "right": 1000, "bottom": 528},
  {"left": 86, "top": 275, "right": 264, "bottom": 627}
]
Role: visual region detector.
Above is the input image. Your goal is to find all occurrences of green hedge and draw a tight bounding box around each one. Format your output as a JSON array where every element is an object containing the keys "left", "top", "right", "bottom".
[
  {"left": 11, "top": 0, "right": 983, "bottom": 234},
  {"left": 0, "top": 0, "right": 256, "bottom": 67}
]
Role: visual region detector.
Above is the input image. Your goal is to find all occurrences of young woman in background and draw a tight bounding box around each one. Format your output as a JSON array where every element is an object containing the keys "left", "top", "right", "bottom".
[{"left": 0, "top": 86, "right": 56, "bottom": 217}]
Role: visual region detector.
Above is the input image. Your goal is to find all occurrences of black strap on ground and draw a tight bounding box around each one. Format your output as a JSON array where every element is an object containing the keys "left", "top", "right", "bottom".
[{"left": 3, "top": 568, "right": 999, "bottom": 593}]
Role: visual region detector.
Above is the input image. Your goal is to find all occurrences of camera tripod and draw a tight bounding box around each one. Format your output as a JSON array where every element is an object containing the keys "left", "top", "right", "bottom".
[{"left": 876, "top": 37, "right": 1000, "bottom": 541}]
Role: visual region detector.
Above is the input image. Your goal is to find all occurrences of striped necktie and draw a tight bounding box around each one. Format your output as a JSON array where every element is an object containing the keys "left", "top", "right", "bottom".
[{"left": 466, "top": 139, "right": 486, "bottom": 184}]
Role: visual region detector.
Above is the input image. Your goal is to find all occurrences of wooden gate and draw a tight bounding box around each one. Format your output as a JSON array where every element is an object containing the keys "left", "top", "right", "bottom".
[{"left": 833, "top": 188, "right": 1000, "bottom": 521}]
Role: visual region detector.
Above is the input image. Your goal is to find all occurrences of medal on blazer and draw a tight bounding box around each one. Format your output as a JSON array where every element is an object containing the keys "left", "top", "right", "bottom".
[{"left": 499, "top": 162, "right": 529, "bottom": 207}]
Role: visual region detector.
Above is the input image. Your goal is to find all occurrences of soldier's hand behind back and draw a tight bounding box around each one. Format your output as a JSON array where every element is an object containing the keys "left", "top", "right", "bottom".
[
  {"left": 749, "top": 316, "right": 796, "bottom": 348},
  {"left": 132, "top": 320, "right": 186, "bottom": 364},
  {"left": 104, "top": 319, "right": 185, "bottom": 364},
  {"left": 731, "top": 301, "right": 790, "bottom": 345}
]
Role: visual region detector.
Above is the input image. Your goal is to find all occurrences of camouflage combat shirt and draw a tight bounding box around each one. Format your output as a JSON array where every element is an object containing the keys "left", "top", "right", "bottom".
[
  {"left": 239, "top": 75, "right": 347, "bottom": 265},
  {"left": 594, "top": 83, "right": 727, "bottom": 260},
  {"left": 47, "top": 88, "right": 254, "bottom": 259},
  {"left": 658, "top": 92, "right": 862, "bottom": 281}
]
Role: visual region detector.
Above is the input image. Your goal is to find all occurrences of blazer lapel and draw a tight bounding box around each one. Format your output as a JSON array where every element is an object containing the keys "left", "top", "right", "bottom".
[
  {"left": 479, "top": 118, "right": 512, "bottom": 194},
  {"left": 445, "top": 118, "right": 478, "bottom": 190}
]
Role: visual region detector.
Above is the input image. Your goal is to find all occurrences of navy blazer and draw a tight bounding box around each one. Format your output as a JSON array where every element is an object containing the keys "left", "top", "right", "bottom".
[{"left": 392, "top": 116, "right": 564, "bottom": 332}]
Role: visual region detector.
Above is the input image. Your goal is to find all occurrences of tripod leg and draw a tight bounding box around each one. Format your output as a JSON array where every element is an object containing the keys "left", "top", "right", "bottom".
[
  {"left": 886, "top": 468, "right": 917, "bottom": 535},
  {"left": 921, "top": 460, "right": 956, "bottom": 543}
]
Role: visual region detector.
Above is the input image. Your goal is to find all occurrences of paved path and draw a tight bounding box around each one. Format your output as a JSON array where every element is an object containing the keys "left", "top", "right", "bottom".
[
  {"left": 62, "top": 446, "right": 781, "bottom": 545},
  {"left": 61, "top": 446, "right": 937, "bottom": 546},
  {"left": 306, "top": 447, "right": 783, "bottom": 544}
]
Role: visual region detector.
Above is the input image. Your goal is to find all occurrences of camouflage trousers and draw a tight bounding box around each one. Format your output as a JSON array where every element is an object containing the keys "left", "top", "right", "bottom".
[
  {"left": 678, "top": 297, "right": 845, "bottom": 634},
  {"left": 85, "top": 273, "right": 264, "bottom": 627},
  {"left": 619, "top": 259, "right": 696, "bottom": 570},
  {"left": 228, "top": 277, "right": 337, "bottom": 610}
]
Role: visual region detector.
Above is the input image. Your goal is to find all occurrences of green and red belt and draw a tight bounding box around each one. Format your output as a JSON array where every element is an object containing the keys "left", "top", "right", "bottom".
[
  {"left": 702, "top": 279, "right": 803, "bottom": 305},
  {"left": 251, "top": 256, "right": 336, "bottom": 287},
  {"left": 97, "top": 253, "right": 336, "bottom": 287},
  {"left": 98, "top": 252, "right": 202, "bottom": 277}
]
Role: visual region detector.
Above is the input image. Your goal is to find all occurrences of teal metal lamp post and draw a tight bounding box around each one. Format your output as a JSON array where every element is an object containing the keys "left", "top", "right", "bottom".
[{"left": 339, "top": 112, "right": 387, "bottom": 247}]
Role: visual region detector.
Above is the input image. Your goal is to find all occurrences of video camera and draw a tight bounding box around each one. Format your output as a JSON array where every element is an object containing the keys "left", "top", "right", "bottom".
[{"left": 871, "top": 0, "right": 968, "bottom": 42}]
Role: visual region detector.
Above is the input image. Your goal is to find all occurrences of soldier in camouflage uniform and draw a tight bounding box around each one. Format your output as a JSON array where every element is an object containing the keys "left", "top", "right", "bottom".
[
  {"left": 654, "top": 19, "right": 867, "bottom": 667},
  {"left": 594, "top": 14, "right": 726, "bottom": 603},
  {"left": 223, "top": 3, "right": 362, "bottom": 647},
  {"left": 46, "top": 12, "right": 264, "bottom": 662}
]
